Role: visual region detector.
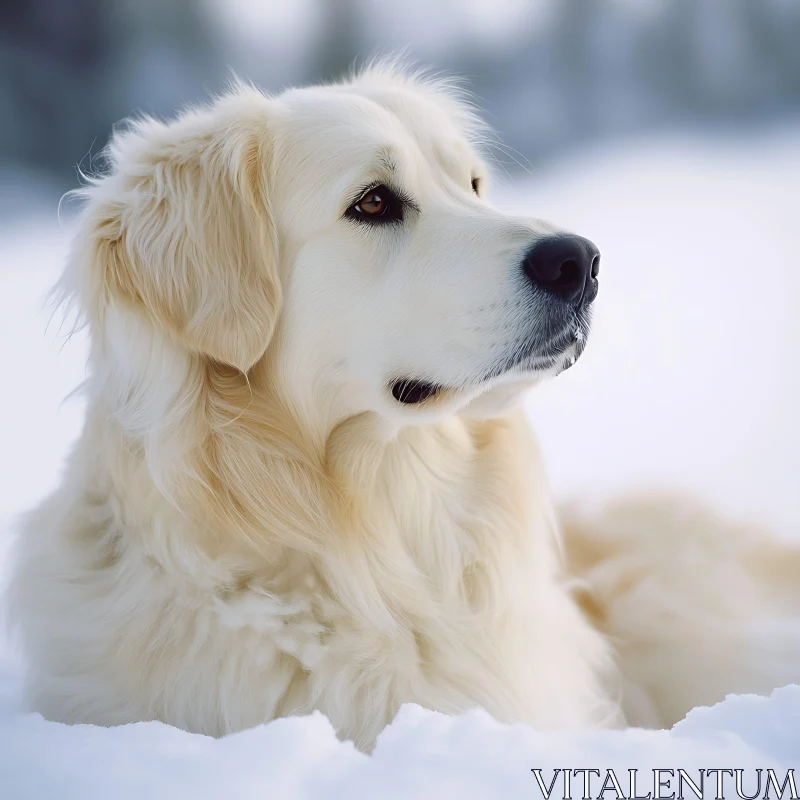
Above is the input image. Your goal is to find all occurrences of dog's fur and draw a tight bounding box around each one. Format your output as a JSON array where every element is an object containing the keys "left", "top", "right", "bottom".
[{"left": 10, "top": 66, "right": 800, "bottom": 750}]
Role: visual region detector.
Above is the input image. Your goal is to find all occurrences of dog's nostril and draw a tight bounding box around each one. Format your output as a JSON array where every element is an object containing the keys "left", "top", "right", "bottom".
[
  {"left": 554, "top": 259, "right": 581, "bottom": 292},
  {"left": 591, "top": 254, "right": 600, "bottom": 279}
]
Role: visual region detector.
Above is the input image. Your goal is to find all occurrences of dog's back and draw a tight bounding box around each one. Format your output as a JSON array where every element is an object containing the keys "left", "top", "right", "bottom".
[{"left": 564, "top": 494, "right": 800, "bottom": 727}]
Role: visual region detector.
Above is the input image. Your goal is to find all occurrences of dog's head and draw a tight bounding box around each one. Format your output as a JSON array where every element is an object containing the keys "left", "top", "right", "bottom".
[{"left": 80, "top": 66, "right": 598, "bottom": 432}]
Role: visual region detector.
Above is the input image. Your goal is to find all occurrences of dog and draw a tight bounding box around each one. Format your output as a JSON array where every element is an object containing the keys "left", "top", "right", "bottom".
[{"left": 9, "top": 64, "right": 800, "bottom": 750}]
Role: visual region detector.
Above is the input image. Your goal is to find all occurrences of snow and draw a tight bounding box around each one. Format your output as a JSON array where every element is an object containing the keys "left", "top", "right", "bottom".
[
  {"left": 0, "top": 685, "right": 798, "bottom": 797},
  {"left": 1, "top": 126, "right": 799, "bottom": 794}
]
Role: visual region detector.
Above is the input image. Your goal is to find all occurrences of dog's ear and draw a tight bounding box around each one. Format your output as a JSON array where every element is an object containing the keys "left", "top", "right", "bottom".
[{"left": 92, "top": 93, "right": 280, "bottom": 372}]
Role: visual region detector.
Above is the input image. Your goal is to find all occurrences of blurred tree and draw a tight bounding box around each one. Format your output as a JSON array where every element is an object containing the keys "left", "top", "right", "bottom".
[
  {"left": 550, "top": 0, "right": 600, "bottom": 135},
  {"left": 307, "top": 0, "right": 364, "bottom": 84},
  {"left": 737, "top": 0, "right": 800, "bottom": 106},
  {"left": 0, "top": 0, "right": 220, "bottom": 187}
]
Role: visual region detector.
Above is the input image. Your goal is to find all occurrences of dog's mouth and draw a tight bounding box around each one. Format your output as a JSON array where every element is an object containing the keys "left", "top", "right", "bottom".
[
  {"left": 390, "top": 317, "right": 591, "bottom": 407},
  {"left": 390, "top": 379, "right": 442, "bottom": 405}
]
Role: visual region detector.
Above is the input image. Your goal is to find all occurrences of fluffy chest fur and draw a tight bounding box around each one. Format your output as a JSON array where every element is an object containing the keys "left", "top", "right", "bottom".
[{"left": 12, "top": 399, "right": 618, "bottom": 750}]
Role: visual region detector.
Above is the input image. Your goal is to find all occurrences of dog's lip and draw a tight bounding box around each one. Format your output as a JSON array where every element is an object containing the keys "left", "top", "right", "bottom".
[
  {"left": 481, "top": 323, "right": 589, "bottom": 383},
  {"left": 390, "top": 323, "right": 589, "bottom": 404},
  {"left": 530, "top": 336, "right": 586, "bottom": 377},
  {"left": 390, "top": 378, "right": 443, "bottom": 405}
]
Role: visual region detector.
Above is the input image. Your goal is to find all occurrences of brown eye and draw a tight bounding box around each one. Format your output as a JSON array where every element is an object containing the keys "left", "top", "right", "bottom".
[
  {"left": 345, "top": 184, "right": 405, "bottom": 224},
  {"left": 471, "top": 177, "right": 480, "bottom": 196},
  {"left": 356, "top": 189, "right": 387, "bottom": 216}
]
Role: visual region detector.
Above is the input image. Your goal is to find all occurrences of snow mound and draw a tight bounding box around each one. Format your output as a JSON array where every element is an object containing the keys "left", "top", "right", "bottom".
[{"left": 0, "top": 662, "right": 797, "bottom": 799}]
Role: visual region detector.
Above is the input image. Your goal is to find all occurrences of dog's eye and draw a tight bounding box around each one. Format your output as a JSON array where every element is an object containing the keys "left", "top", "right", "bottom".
[
  {"left": 357, "top": 190, "right": 387, "bottom": 216},
  {"left": 346, "top": 185, "right": 403, "bottom": 224},
  {"left": 471, "top": 177, "right": 480, "bottom": 196}
]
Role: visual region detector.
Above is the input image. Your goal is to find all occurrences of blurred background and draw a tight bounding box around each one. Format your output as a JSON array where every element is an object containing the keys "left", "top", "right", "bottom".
[
  {"left": 3, "top": 0, "right": 800, "bottom": 201},
  {"left": 0, "top": 1, "right": 798, "bottom": 541}
]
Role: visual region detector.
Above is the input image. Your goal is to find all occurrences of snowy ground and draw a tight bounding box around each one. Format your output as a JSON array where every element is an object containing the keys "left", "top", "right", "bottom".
[
  {"left": 1, "top": 689, "right": 798, "bottom": 798},
  {"left": 0, "top": 126, "right": 798, "bottom": 795}
]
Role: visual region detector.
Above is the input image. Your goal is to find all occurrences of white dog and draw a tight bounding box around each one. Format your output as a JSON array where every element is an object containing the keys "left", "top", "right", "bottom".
[{"left": 10, "top": 64, "right": 800, "bottom": 750}]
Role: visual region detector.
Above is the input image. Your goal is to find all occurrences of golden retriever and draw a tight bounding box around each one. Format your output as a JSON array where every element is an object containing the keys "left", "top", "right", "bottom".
[{"left": 10, "top": 64, "right": 800, "bottom": 750}]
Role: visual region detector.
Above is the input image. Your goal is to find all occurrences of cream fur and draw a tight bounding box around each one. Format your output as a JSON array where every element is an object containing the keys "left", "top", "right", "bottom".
[{"left": 9, "top": 66, "right": 799, "bottom": 750}]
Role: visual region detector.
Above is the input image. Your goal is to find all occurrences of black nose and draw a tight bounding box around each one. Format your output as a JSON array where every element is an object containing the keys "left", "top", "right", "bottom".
[{"left": 522, "top": 235, "right": 600, "bottom": 306}]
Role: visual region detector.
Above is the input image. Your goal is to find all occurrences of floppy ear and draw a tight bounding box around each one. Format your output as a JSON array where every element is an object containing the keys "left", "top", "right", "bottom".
[{"left": 95, "top": 93, "right": 280, "bottom": 372}]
